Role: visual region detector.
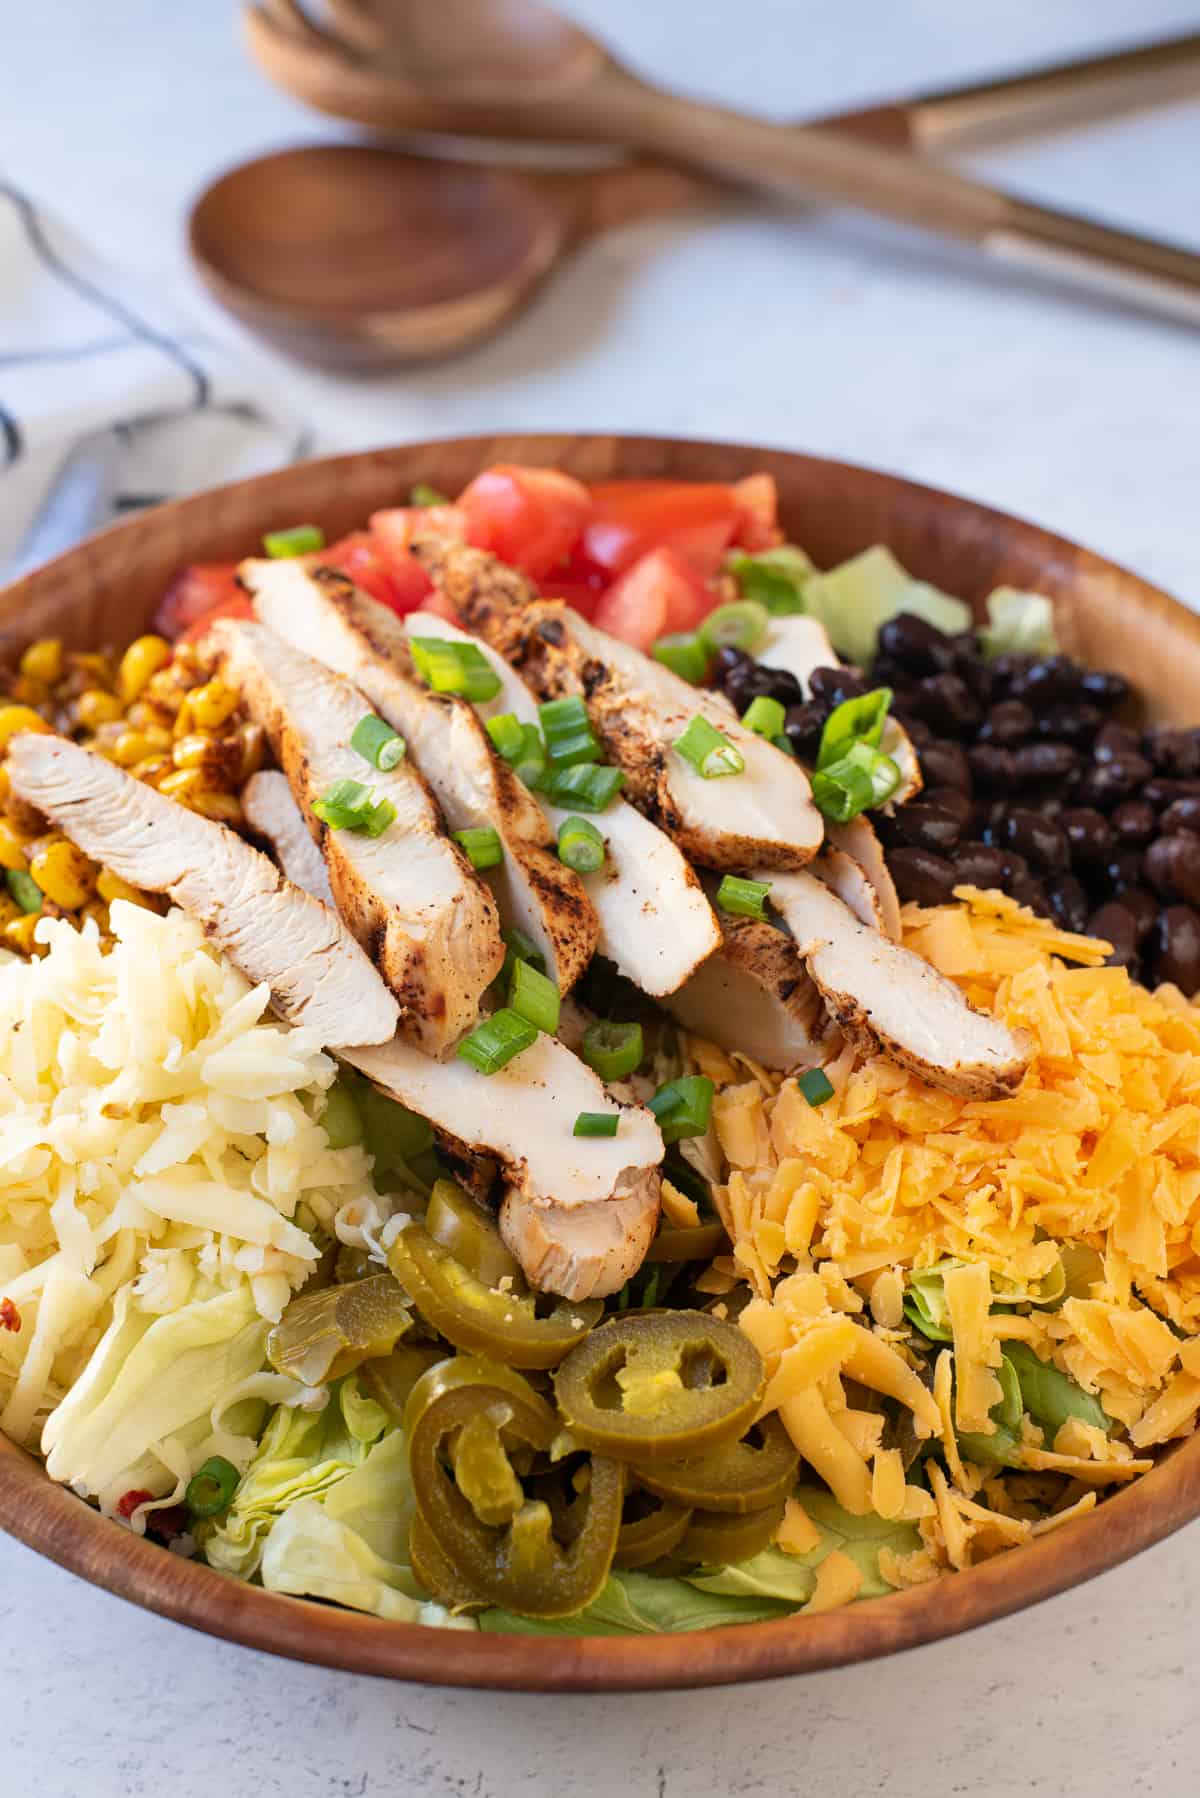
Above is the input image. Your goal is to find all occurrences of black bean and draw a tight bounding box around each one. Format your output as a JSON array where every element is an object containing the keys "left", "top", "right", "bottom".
[
  {"left": 783, "top": 701, "right": 826, "bottom": 759},
  {"left": 918, "top": 739, "right": 972, "bottom": 795},
  {"left": 1118, "top": 887, "right": 1158, "bottom": 941},
  {"left": 1109, "top": 799, "right": 1157, "bottom": 847},
  {"left": 1001, "top": 849, "right": 1030, "bottom": 882},
  {"left": 951, "top": 647, "right": 992, "bottom": 702},
  {"left": 1153, "top": 904, "right": 1200, "bottom": 996},
  {"left": 1144, "top": 834, "right": 1200, "bottom": 907},
  {"left": 876, "top": 612, "right": 956, "bottom": 676},
  {"left": 1143, "top": 726, "right": 1200, "bottom": 778},
  {"left": 1001, "top": 809, "right": 1069, "bottom": 873},
  {"left": 892, "top": 801, "right": 963, "bottom": 855},
  {"left": 1008, "top": 873, "right": 1051, "bottom": 916},
  {"left": 1046, "top": 873, "right": 1090, "bottom": 934},
  {"left": 1061, "top": 807, "right": 1113, "bottom": 867},
  {"left": 1093, "top": 721, "right": 1142, "bottom": 765},
  {"left": 1011, "top": 655, "right": 1083, "bottom": 704},
  {"left": 968, "top": 745, "right": 1017, "bottom": 791},
  {"left": 1088, "top": 901, "right": 1139, "bottom": 968},
  {"left": 731, "top": 663, "right": 800, "bottom": 710},
  {"left": 910, "top": 672, "right": 983, "bottom": 736},
  {"left": 1106, "top": 850, "right": 1146, "bottom": 893},
  {"left": 1037, "top": 702, "right": 1104, "bottom": 747},
  {"left": 923, "top": 786, "right": 974, "bottom": 832},
  {"left": 888, "top": 847, "right": 958, "bottom": 905},
  {"left": 1012, "top": 742, "right": 1080, "bottom": 783},
  {"left": 1078, "top": 757, "right": 1152, "bottom": 809},
  {"left": 952, "top": 843, "right": 1009, "bottom": 888},
  {"left": 1160, "top": 797, "right": 1200, "bottom": 837},
  {"left": 809, "top": 666, "right": 868, "bottom": 707},
  {"left": 977, "top": 700, "right": 1035, "bottom": 746},
  {"left": 988, "top": 653, "right": 1036, "bottom": 697},
  {"left": 1079, "top": 669, "right": 1130, "bottom": 710},
  {"left": 714, "top": 646, "right": 752, "bottom": 686},
  {"left": 1143, "top": 777, "right": 1200, "bottom": 810},
  {"left": 895, "top": 713, "right": 934, "bottom": 750}
]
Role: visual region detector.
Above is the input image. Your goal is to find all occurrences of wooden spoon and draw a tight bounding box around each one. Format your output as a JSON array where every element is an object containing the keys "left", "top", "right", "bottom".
[
  {"left": 189, "top": 145, "right": 716, "bottom": 369},
  {"left": 242, "top": 0, "right": 1200, "bottom": 329}
]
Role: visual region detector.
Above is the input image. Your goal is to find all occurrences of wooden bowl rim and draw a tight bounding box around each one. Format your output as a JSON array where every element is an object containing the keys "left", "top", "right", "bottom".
[{"left": 3, "top": 432, "right": 1200, "bottom": 1690}]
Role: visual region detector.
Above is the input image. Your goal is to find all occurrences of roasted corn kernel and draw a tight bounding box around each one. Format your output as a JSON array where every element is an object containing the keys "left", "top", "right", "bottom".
[
  {"left": 0, "top": 894, "right": 20, "bottom": 930},
  {"left": 19, "top": 639, "right": 64, "bottom": 686},
  {"left": 9, "top": 675, "right": 49, "bottom": 708},
  {"left": 0, "top": 767, "right": 10, "bottom": 810},
  {"left": 118, "top": 635, "right": 171, "bottom": 705},
  {"left": 79, "top": 900, "right": 109, "bottom": 932},
  {"left": 189, "top": 789, "right": 244, "bottom": 826},
  {"left": 188, "top": 678, "right": 240, "bottom": 731},
  {"left": 238, "top": 722, "right": 267, "bottom": 781},
  {"left": 0, "top": 705, "right": 53, "bottom": 749},
  {"left": 76, "top": 688, "right": 126, "bottom": 730},
  {"left": 29, "top": 837, "right": 97, "bottom": 910},
  {"left": 156, "top": 767, "right": 211, "bottom": 804},
  {"left": 96, "top": 869, "right": 149, "bottom": 907},
  {"left": 112, "top": 730, "right": 158, "bottom": 769},
  {"left": 0, "top": 821, "right": 28, "bottom": 872},
  {"left": 130, "top": 755, "right": 173, "bottom": 786},
  {"left": 4, "top": 912, "right": 43, "bottom": 956}
]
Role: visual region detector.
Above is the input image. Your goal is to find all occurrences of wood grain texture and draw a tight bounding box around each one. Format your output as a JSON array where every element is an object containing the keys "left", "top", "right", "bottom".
[{"left": 3, "top": 434, "right": 1200, "bottom": 1689}]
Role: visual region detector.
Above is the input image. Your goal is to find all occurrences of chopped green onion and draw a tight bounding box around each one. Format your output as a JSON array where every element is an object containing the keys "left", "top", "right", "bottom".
[
  {"left": 312, "top": 778, "right": 374, "bottom": 830},
  {"left": 580, "top": 1019, "right": 643, "bottom": 1082},
  {"left": 263, "top": 523, "right": 324, "bottom": 559},
  {"left": 362, "top": 799, "right": 397, "bottom": 838},
  {"left": 539, "top": 696, "right": 600, "bottom": 767},
  {"left": 186, "top": 1455, "right": 240, "bottom": 1519},
  {"left": 798, "top": 1068, "right": 835, "bottom": 1108},
  {"left": 5, "top": 868, "right": 42, "bottom": 915},
  {"left": 648, "top": 1075, "right": 714, "bottom": 1145},
  {"left": 673, "top": 713, "right": 745, "bottom": 780},
  {"left": 501, "top": 926, "right": 546, "bottom": 982},
  {"left": 410, "top": 636, "right": 501, "bottom": 703},
  {"left": 351, "top": 713, "right": 406, "bottom": 770},
  {"left": 574, "top": 1111, "right": 619, "bottom": 1139},
  {"left": 486, "top": 713, "right": 526, "bottom": 761},
  {"left": 772, "top": 733, "right": 795, "bottom": 757},
  {"left": 700, "top": 600, "right": 769, "bottom": 655},
  {"left": 741, "top": 694, "right": 786, "bottom": 740},
  {"left": 539, "top": 763, "right": 625, "bottom": 812},
  {"left": 652, "top": 632, "right": 709, "bottom": 684},
  {"left": 512, "top": 724, "right": 549, "bottom": 790},
  {"left": 816, "top": 687, "right": 893, "bottom": 771},
  {"left": 409, "top": 482, "right": 449, "bottom": 507},
  {"left": 453, "top": 826, "right": 503, "bottom": 870},
  {"left": 508, "top": 958, "right": 561, "bottom": 1035},
  {"left": 716, "top": 875, "right": 771, "bottom": 921},
  {"left": 557, "top": 814, "right": 605, "bottom": 875},
  {"left": 456, "top": 1007, "right": 538, "bottom": 1075},
  {"left": 811, "top": 742, "right": 901, "bottom": 822}
]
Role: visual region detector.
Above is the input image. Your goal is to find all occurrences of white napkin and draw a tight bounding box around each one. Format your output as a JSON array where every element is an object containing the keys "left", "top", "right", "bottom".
[{"left": 0, "top": 178, "right": 308, "bottom": 580}]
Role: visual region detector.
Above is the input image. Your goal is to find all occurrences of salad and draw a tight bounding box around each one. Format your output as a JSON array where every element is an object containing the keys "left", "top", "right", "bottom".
[{"left": 2, "top": 462, "right": 1200, "bottom": 1637}]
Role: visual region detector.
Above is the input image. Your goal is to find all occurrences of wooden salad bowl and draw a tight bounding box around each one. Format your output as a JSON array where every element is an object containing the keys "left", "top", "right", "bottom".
[{"left": 3, "top": 434, "right": 1200, "bottom": 1690}]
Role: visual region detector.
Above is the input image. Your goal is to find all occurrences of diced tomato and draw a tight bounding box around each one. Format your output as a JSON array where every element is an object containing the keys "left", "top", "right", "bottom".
[
  {"left": 537, "top": 547, "right": 608, "bottom": 620},
  {"left": 458, "top": 466, "right": 590, "bottom": 580},
  {"left": 154, "top": 562, "right": 242, "bottom": 639},
  {"left": 177, "top": 591, "right": 255, "bottom": 646},
  {"left": 412, "top": 587, "right": 462, "bottom": 626},
  {"left": 0, "top": 1297, "right": 19, "bottom": 1333},
  {"left": 583, "top": 481, "right": 740, "bottom": 579},
  {"left": 731, "top": 474, "right": 782, "bottom": 550},
  {"left": 365, "top": 504, "right": 468, "bottom": 615},
  {"left": 591, "top": 548, "right": 714, "bottom": 652},
  {"left": 117, "top": 1488, "right": 154, "bottom": 1521},
  {"left": 316, "top": 530, "right": 416, "bottom": 615}
]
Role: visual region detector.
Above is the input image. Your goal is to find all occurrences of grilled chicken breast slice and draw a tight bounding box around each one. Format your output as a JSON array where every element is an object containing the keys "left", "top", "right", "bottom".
[
  {"left": 665, "top": 915, "right": 831, "bottom": 1073},
  {"left": 344, "top": 1034, "right": 663, "bottom": 1300},
  {"left": 404, "top": 609, "right": 722, "bottom": 996},
  {"left": 241, "top": 560, "right": 598, "bottom": 994},
  {"left": 243, "top": 770, "right": 334, "bottom": 905},
  {"left": 765, "top": 869, "right": 1029, "bottom": 1097},
  {"left": 6, "top": 733, "right": 399, "bottom": 1048},
  {"left": 417, "top": 542, "right": 824, "bottom": 872},
  {"left": 760, "top": 613, "right": 923, "bottom": 804},
  {"left": 205, "top": 618, "right": 503, "bottom": 1055}
]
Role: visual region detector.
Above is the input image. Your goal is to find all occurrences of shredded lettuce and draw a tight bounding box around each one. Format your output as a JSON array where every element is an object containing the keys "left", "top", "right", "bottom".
[
  {"left": 262, "top": 1499, "right": 472, "bottom": 1628},
  {"left": 690, "top": 1489, "right": 920, "bottom": 1604},
  {"left": 204, "top": 1374, "right": 390, "bottom": 1579},
  {"left": 981, "top": 586, "right": 1058, "bottom": 660},
  {"left": 801, "top": 545, "right": 970, "bottom": 667},
  {"left": 479, "top": 1570, "right": 794, "bottom": 1636},
  {"left": 41, "top": 1282, "right": 270, "bottom": 1502}
]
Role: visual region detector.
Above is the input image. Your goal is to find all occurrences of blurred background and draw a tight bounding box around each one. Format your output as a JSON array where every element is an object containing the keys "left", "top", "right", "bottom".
[{"left": 3, "top": 3, "right": 1199, "bottom": 1794}]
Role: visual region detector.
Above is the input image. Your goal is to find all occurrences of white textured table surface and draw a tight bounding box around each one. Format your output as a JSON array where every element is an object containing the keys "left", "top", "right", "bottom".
[{"left": 4, "top": 4, "right": 1200, "bottom": 1793}]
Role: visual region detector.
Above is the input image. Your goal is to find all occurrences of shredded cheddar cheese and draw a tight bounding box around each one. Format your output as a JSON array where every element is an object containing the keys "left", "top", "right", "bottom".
[{"left": 682, "top": 889, "right": 1200, "bottom": 1584}]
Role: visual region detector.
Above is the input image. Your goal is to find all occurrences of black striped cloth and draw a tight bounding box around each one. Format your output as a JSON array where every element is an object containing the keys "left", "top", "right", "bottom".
[{"left": 0, "top": 180, "right": 309, "bottom": 579}]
